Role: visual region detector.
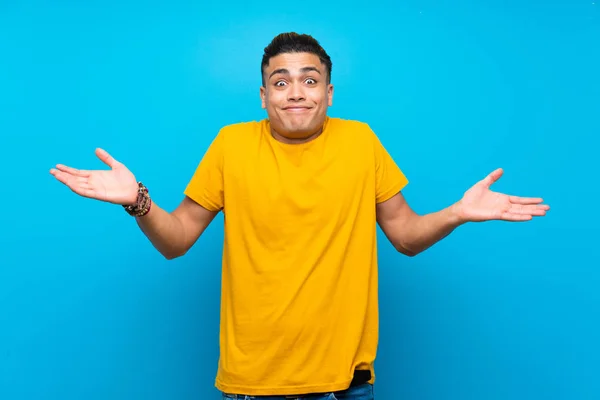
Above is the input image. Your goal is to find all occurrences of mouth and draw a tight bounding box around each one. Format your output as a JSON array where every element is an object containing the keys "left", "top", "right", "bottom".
[{"left": 282, "top": 106, "right": 312, "bottom": 112}]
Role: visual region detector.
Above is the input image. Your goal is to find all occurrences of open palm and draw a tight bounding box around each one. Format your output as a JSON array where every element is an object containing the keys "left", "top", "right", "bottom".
[
  {"left": 457, "top": 168, "right": 550, "bottom": 222},
  {"left": 50, "top": 148, "right": 139, "bottom": 205}
]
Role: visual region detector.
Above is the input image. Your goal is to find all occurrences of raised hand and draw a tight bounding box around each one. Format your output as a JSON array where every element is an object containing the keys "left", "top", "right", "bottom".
[
  {"left": 50, "top": 148, "right": 139, "bottom": 205},
  {"left": 455, "top": 168, "right": 550, "bottom": 222}
]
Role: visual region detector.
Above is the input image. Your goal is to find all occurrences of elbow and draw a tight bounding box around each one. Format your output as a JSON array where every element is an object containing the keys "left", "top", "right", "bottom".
[
  {"left": 393, "top": 242, "right": 420, "bottom": 257},
  {"left": 400, "top": 249, "right": 419, "bottom": 257},
  {"left": 163, "top": 253, "right": 179, "bottom": 260},
  {"left": 162, "top": 247, "right": 187, "bottom": 260}
]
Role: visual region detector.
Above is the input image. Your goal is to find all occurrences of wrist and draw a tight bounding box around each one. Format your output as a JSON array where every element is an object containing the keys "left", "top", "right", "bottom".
[
  {"left": 448, "top": 201, "right": 468, "bottom": 226},
  {"left": 123, "top": 182, "right": 152, "bottom": 217}
]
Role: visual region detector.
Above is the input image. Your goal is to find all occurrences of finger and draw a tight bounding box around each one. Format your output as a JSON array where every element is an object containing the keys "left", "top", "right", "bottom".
[
  {"left": 54, "top": 164, "right": 91, "bottom": 177},
  {"left": 482, "top": 168, "right": 503, "bottom": 188},
  {"left": 51, "top": 169, "right": 93, "bottom": 196},
  {"left": 510, "top": 204, "right": 549, "bottom": 215},
  {"left": 95, "top": 148, "right": 119, "bottom": 168},
  {"left": 50, "top": 169, "right": 87, "bottom": 184},
  {"left": 509, "top": 196, "right": 545, "bottom": 205},
  {"left": 520, "top": 208, "right": 547, "bottom": 216},
  {"left": 50, "top": 169, "right": 73, "bottom": 186},
  {"left": 501, "top": 212, "right": 533, "bottom": 222}
]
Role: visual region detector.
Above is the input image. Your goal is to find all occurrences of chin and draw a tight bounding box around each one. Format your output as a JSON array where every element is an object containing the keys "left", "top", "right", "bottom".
[
  {"left": 268, "top": 113, "right": 325, "bottom": 139},
  {"left": 283, "top": 121, "right": 319, "bottom": 135},
  {"left": 281, "top": 128, "right": 316, "bottom": 139}
]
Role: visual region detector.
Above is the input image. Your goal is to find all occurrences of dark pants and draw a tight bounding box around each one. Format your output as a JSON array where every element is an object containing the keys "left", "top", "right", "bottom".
[{"left": 221, "top": 382, "right": 374, "bottom": 400}]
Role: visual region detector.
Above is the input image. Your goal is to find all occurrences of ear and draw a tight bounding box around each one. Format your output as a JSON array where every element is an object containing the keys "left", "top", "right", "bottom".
[
  {"left": 260, "top": 86, "right": 266, "bottom": 109},
  {"left": 327, "top": 84, "right": 334, "bottom": 107}
]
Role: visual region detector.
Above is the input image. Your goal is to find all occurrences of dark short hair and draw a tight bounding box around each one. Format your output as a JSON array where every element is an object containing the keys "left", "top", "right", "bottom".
[{"left": 261, "top": 32, "right": 333, "bottom": 85}]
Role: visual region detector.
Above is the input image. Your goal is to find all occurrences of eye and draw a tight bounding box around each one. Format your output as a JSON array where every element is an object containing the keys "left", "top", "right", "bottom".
[
  {"left": 274, "top": 80, "right": 287, "bottom": 87},
  {"left": 305, "top": 78, "right": 317, "bottom": 85}
]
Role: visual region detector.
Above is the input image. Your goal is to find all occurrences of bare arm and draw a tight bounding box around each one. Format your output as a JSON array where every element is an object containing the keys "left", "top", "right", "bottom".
[
  {"left": 376, "top": 192, "right": 462, "bottom": 257},
  {"left": 136, "top": 196, "right": 218, "bottom": 260},
  {"left": 376, "top": 169, "right": 549, "bottom": 257},
  {"left": 50, "top": 147, "right": 219, "bottom": 260}
]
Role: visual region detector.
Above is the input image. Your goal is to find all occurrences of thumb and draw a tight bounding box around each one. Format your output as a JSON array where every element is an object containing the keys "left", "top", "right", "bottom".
[
  {"left": 95, "top": 148, "right": 119, "bottom": 168},
  {"left": 481, "top": 168, "right": 503, "bottom": 188}
]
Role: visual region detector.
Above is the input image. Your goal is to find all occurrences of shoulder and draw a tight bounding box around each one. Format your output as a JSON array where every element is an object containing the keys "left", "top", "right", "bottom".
[
  {"left": 217, "top": 119, "right": 265, "bottom": 139},
  {"left": 327, "top": 116, "right": 371, "bottom": 131},
  {"left": 326, "top": 117, "right": 380, "bottom": 145},
  {"left": 207, "top": 120, "right": 266, "bottom": 149},
  {"left": 220, "top": 119, "right": 264, "bottom": 131}
]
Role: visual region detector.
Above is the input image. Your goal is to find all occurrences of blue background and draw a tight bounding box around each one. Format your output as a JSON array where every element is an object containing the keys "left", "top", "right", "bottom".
[{"left": 1, "top": 0, "right": 598, "bottom": 399}]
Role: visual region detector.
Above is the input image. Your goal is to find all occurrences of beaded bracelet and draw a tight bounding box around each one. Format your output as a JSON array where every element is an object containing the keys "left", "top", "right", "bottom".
[{"left": 123, "top": 182, "right": 152, "bottom": 217}]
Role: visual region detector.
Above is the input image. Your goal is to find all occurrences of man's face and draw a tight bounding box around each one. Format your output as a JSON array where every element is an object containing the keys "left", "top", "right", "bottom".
[{"left": 260, "top": 52, "right": 333, "bottom": 141}]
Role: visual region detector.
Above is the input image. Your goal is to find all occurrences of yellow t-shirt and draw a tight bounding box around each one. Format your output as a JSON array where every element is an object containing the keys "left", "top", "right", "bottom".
[{"left": 184, "top": 116, "right": 408, "bottom": 396}]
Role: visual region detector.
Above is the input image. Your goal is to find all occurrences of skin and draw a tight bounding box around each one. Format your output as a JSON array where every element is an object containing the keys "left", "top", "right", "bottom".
[
  {"left": 260, "top": 52, "right": 333, "bottom": 144},
  {"left": 50, "top": 149, "right": 218, "bottom": 259},
  {"left": 49, "top": 51, "right": 549, "bottom": 260},
  {"left": 376, "top": 167, "right": 549, "bottom": 256}
]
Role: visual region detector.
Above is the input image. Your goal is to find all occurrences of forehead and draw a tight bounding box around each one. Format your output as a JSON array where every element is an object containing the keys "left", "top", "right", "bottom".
[{"left": 265, "top": 52, "right": 323, "bottom": 73}]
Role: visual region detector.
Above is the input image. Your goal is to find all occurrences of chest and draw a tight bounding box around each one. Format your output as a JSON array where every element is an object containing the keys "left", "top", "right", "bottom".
[
  {"left": 219, "top": 133, "right": 378, "bottom": 248},
  {"left": 229, "top": 143, "right": 373, "bottom": 208}
]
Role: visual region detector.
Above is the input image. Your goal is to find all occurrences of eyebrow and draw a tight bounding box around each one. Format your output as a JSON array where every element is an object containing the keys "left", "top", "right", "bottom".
[{"left": 269, "top": 66, "right": 322, "bottom": 80}]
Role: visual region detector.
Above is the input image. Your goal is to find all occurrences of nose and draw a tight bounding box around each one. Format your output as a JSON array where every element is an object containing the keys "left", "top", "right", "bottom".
[{"left": 287, "top": 83, "right": 305, "bottom": 102}]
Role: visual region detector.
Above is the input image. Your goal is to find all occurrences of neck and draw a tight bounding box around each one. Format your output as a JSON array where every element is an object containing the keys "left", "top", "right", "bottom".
[{"left": 270, "top": 127, "right": 324, "bottom": 145}]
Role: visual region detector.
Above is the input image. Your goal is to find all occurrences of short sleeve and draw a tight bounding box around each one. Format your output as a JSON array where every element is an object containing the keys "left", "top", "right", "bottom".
[
  {"left": 372, "top": 130, "right": 409, "bottom": 203},
  {"left": 184, "top": 130, "right": 225, "bottom": 212}
]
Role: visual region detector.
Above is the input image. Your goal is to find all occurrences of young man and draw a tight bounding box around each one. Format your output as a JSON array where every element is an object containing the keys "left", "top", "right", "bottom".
[{"left": 50, "top": 32, "right": 549, "bottom": 399}]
